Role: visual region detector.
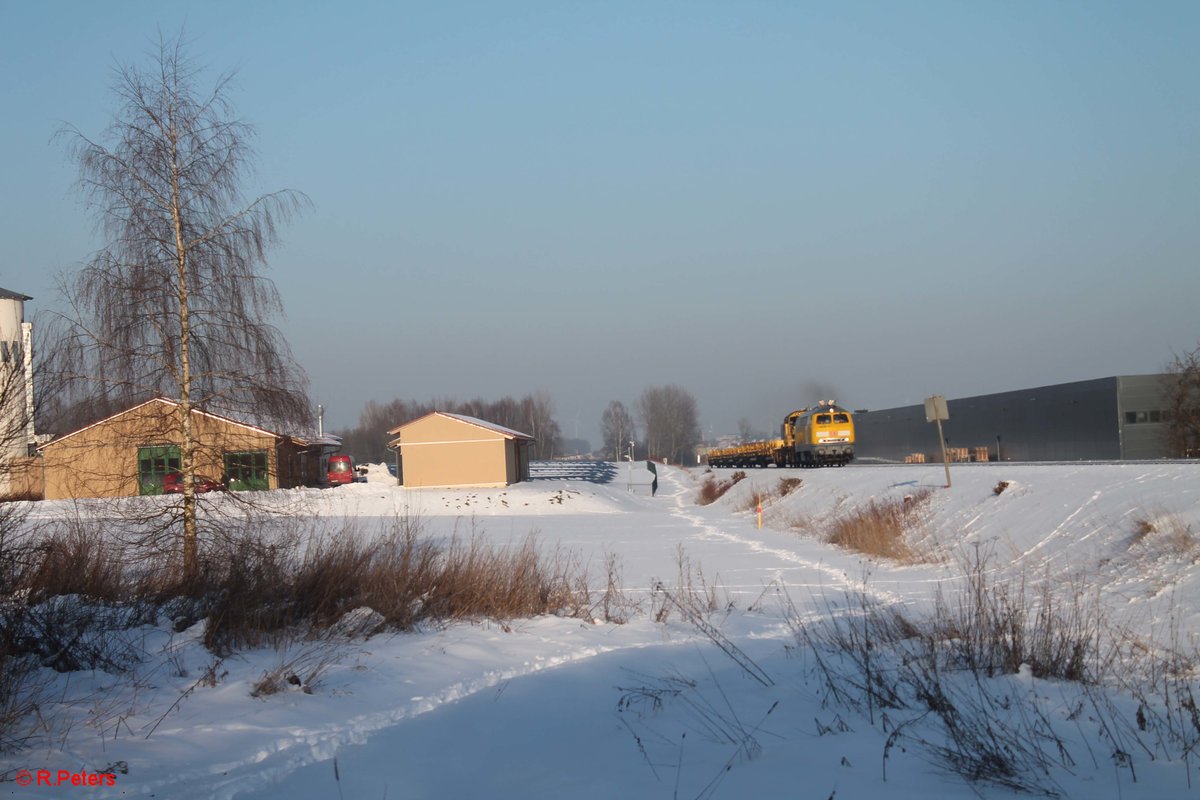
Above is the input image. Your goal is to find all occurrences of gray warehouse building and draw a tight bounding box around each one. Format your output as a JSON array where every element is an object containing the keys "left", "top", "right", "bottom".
[{"left": 854, "top": 375, "right": 1172, "bottom": 462}]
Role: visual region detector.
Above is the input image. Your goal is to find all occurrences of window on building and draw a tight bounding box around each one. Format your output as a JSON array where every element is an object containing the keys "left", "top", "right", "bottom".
[
  {"left": 224, "top": 450, "right": 270, "bottom": 491},
  {"left": 137, "top": 445, "right": 181, "bottom": 495}
]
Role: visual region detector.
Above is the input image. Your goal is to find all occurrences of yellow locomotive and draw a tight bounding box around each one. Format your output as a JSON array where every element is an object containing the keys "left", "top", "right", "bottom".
[{"left": 706, "top": 402, "right": 855, "bottom": 468}]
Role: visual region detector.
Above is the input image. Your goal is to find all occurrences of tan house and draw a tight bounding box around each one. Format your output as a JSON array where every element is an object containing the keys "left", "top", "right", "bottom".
[
  {"left": 38, "top": 397, "right": 319, "bottom": 500},
  {"left": 387, "top": 412, "right": 533, "bottom": 488}
]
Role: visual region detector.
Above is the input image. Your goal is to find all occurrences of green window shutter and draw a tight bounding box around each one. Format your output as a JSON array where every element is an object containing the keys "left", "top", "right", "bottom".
[
  {"left": 223, "top": 450, "right": 270, "bottom": 491},
  {"left": 137, "top": 445, "right": 181, "bottom": 495}
]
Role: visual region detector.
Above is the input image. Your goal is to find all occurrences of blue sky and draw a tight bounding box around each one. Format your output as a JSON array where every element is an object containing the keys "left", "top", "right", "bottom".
[{"left": 2, "top": 1, "right": 1197, "bottom": 445}]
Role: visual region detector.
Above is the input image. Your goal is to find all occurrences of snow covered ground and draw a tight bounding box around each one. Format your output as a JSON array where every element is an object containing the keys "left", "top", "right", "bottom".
[{"left": 3, "top": 460, "right": 1200, "bottom": 798}]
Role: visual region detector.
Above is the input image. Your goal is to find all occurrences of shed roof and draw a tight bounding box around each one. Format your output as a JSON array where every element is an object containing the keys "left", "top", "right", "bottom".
[
  {"left": 0, "top": 287, "right": 32, "bottom": 301},
  {"left": 387, "top": 411, "right": 534, "bottom": 446}
]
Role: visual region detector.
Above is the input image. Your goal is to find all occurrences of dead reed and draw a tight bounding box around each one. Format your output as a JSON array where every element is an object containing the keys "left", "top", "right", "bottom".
[
  {"left": 825, "top": 490, "right": 932, "bottom": 561},
  {"left": 1, "top": 514, "right": 596, "bottom": 660},
  {"left": 697, "top": 471, "right": 747, "bottom": 506}
]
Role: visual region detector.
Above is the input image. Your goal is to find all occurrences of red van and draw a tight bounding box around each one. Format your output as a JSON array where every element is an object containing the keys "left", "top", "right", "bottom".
[{"left": 327, "top": 454, "right": 358, "bottom": 486}]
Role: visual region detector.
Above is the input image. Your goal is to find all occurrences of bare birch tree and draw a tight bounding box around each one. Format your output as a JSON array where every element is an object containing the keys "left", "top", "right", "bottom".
[{"left": 55, "top": 32, "right": 309, "bottom": 579}]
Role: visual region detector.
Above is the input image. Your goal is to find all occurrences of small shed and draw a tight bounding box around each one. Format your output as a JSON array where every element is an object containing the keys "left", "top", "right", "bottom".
[
  {"left": 38, "top": 397, "right": 320, "bottom": 499},
  {"left": 387, "top": 412, "right": 533, "bottom": 488}
]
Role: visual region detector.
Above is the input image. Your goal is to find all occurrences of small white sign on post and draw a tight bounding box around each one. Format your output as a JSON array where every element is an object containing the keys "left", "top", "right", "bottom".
[
  {"left": 924, "top": 395, "right": 949, "bottom": 423},
  {"left": 924, "top": 395, "right": 952, "bottom": 488}
]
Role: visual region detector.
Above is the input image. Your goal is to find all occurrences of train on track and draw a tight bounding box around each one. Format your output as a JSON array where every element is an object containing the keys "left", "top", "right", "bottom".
[{"left": 706, "top": 402, "right": 855, "bottom": 468}]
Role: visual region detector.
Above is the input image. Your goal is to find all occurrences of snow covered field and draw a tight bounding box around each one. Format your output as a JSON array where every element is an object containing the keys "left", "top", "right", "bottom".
[{"left": 3, "top": 460, "right": 1200, "bottom": 799}]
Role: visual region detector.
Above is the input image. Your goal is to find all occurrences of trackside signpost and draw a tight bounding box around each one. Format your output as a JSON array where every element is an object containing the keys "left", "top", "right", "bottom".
[{"left": 925, "top": 394, "right": 952, "bottom": 488}]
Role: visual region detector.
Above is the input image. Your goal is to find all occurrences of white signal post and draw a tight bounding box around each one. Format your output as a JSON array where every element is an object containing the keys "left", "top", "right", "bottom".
[
  {"left": 924, "top": 395, "right": 952, "bottom": 488},
  {"left": 627, "top": 440, "right": 635, "bottom": 492}
]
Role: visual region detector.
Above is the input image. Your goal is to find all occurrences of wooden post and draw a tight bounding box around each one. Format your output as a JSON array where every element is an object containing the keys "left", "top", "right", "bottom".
[
  {"left": 925, "top": 395, "right": 952, "bottom": 488},
  {"left": 935, "top": 416, "right": 951, "bottom": 487}
]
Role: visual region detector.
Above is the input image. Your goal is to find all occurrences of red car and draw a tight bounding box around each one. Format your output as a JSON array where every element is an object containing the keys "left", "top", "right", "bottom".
[
  {"left": 163, "top": 472, "right": 226, "bottom": 494},
  {"left": 327, "top": 454, "right": 363, "bottom": 486}
]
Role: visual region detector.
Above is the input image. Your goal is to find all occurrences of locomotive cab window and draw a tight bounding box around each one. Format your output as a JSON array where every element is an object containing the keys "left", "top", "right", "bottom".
[
  {"left": 833, "top": 413, "right": 850, "bottom": 423},
  {"left": 816, "top": 414, "right": 832, "bottom": 424}
]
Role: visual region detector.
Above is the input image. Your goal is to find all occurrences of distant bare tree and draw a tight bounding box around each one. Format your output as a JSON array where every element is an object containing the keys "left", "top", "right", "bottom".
[
  {"left": 54, "top": 32, "right": 309, "bottom": 580},
  {"left": 737, "top": 417, "right": 770, "bottom": 443},
  {"left": 601, "top": 401, "right": 635, "bottom": 461},
  {"left": 338, "top": 399, "right": 411, "bottom": 464},
  {"left": 519, "top": 391, "right": 561, "bottom": 460},
  {"left": 1164, "top": 344, "right": 1200, "bottom": 457},
  {"left": 636, "top": 385, "right": 700, "bottom": 466}
]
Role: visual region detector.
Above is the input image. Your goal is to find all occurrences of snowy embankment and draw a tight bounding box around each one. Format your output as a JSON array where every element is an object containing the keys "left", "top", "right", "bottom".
[{"left": 3, "top": 461, "right": 1199, "bottom": 799}]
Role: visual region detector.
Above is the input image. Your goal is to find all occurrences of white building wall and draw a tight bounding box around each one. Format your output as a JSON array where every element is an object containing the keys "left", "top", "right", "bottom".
[{"left": 0, "top": 295, "right": 30, "bottom": 495}]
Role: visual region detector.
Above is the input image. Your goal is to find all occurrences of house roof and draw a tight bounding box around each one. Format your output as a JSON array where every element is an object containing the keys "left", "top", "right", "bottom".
[
  {"left": 387, "top": 411, "right": 534, "bottom": 447},
  {"left": 39, "top": 397, "right": 289, "bottom": 450},
  {"left": 0, "top": 287, "right": 32, "bottom": 301}
]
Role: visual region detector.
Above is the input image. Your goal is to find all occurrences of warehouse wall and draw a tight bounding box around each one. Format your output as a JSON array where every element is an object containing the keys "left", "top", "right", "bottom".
[{"left": 853, "top": 377, "right": 1171, "bottom": 462}]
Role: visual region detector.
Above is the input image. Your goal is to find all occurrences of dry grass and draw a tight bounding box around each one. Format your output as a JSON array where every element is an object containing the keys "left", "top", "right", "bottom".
[
  {"left": 793, "top": 547, "right": 1120, "bottom": 793},
  {"left": 594, "top": 551, "right": 636, "bottom": 624},
  {"left": 651, "top": 545, "right": 724, "bottom": 624},
  {"left": 201, "top": 522, "right": 591, "bottom": 653},
  {"left": 12, "top": 524, "right": 135, "bottom": 604},
  {"left": 938, "top": 547, "right": 1107, "bottom": 682},
  {"left": 785, "top": 511, "right": 816, "bottom": 536},
  {"left": 697, "top": 471, "right": 746, "bottom": 506},
  {"left": 734, "top": 476, "right": 805, "bottom": 514},
  {"left": 825, "top": 490, "right": 932, "bottom": 561},
  {"left": 734, "top": 488, "right": 768, "bottom": 513},
  {"left": 0, "top": 652, "right": 43, "bottom": 751},
  {"left": 777, "top": 477, "right": 803, "bottom": 497},
  {"left": 250, "top": 642, "right": 338, "bottom": 697},
  {"left": 1, "top": 514, "right": 598, "bottom": 660},
  {"left": 1129, "top": 512, "right": 1195, "bottom": 555}
]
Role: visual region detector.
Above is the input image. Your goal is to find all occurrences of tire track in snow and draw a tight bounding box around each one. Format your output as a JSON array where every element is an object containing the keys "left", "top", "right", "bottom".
[{"left": 142, "top": 635, "right": 679, "bottom": 800}]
